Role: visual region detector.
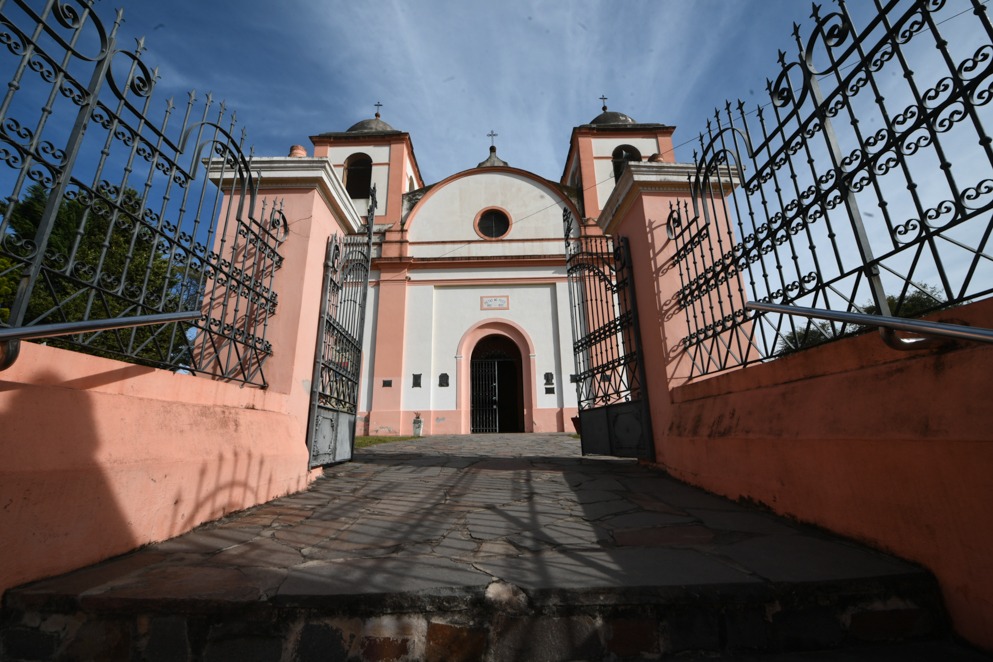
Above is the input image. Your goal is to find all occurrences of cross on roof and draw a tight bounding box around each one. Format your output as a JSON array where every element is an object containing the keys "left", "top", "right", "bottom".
[
  {"left": 599, "top": 95, "right": 608, "bottom": 111},
  {"left": 374, "top": 101, "right": 383, "bottom": 117},
  {"left": 487, "top": 130, "right": 498, "bottom": 146}
]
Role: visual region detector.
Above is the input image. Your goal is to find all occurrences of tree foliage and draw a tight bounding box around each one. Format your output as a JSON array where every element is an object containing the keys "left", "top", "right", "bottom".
[
  {"left": 774, "top": 285, "right": 947, "bottom": 356},
  {"left": 862, "top": 284, "right": 945, "bottom": 318},
  {"left": 0, "top": 254, "right": 18, "bottom": 320},
  {"left": 776, "top": 319, "right": 835, "bottom": 354},
  {"left": 0, "top": 183, "right": 203, "bottom": 366}
]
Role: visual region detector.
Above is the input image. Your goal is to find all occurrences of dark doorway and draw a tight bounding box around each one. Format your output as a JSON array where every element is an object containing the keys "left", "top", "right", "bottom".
[
  {"left": 470, "top": 335, "right": 524, "bottom": 433},
  {"left": 344, "top": 152, "right": 373, "bottom": 199},
  {"left": 611, "top": 144, "right": 642, "bottom": 182}
]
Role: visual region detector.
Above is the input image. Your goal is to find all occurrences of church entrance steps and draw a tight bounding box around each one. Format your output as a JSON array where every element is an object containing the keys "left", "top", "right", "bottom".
[{"left": 1, "top": 434, "right": 984, "bottom": 661}]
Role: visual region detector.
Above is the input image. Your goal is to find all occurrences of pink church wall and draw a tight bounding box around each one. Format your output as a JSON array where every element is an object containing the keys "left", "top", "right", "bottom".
[
  {"left": 660, "top": 300, "right": 993, "bottom": 651},
  {"left": 0, "top": 176, "right": 351, "bottom": 597},
  {"left": 380, "top": 406, "right": 574, "bottom": 437},
  {"left": 531, "top": 407, "right": 576, "bottom": 433},
  {"left": 610, "top": 169, "right": 993, "bottom": 651},
  {"left": 0, "top": 344, "right": 311, "bottom": 595},
  {"left": 367, "top": 264, "right": 410, "bottom": 435}
]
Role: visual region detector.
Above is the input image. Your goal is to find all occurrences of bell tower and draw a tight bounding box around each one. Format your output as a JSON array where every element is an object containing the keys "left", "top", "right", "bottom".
[
  {"left": 310, "top": 104, "right": 423, "bottom": 227},
  {"left": 561, "top": 97, "right": 676, "bottom": 224}
]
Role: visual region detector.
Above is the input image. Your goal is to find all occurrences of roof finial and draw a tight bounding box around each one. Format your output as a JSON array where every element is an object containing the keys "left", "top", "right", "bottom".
[
  {"left": 477, "top": 131, "right": 509, "bottom": 168},
  {"left": 374, "top": 101, "right": 383, "bottom": 119},
  {"left": 599, "top": 94, "right": 608, "bottom": 111}
]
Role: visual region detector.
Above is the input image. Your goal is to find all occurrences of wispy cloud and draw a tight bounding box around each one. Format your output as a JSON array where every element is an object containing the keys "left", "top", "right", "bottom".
[{"left": 118, "top": 0, "right": 981, "bottom": 185}]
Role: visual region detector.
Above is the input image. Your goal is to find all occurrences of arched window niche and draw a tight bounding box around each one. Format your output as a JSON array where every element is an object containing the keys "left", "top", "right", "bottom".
[
  {"left": 344, "top": 152, "right": 373, "bottom": 199},
  {"left": 611, "top": 144, "right": 642, "bottom": 182}
]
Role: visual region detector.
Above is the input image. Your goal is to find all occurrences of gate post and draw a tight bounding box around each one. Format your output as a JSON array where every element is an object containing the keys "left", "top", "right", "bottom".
[
  {"left": 597, "top": 161, "right": 744, "bottom": 461},
  {"left": 365, "top": 260, "right": 410, "bottom": 435},
  {"left": 210, "top": 154, "right": 364, "bottom": 436}
]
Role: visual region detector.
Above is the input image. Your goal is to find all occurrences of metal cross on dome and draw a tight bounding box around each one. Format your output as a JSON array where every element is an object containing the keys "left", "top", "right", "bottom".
[
  {"left": 487, "top": 130, "right": 498, "bottom": 146},
  {"left": 374, "top": 101, "right": 383, "bottom": 116},
  {"left": 599, "top": 95, "right": 608, "bottom": 110}
]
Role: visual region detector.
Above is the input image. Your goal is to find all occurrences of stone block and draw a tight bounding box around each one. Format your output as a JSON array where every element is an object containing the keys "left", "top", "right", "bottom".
[
  {"left": 1, "top": 627, "right": 61, "bottom": 661},
  {"left": 360, "top": 636, "right": 409, "bottom": 661},
  {"left": 772, "top": 607, "right": 845, "bottom": 650},
  {"left": 606, "top": 617, "right": 659, "bottom": 657},
  {"left": 661, "top": 606, "right": 721, "bottom": 653},
  {"left": 142, "top": 616, "right": 190, "bottom": 662},
  {"left": 425, "top": 621, "right": 487, "bottom": 662},
  {"left": 203, "top": 621, "right": 284, "bottom": 662},
  {"left": 295, "top": 623, "right": 350, "bottom": 662},
  {"left": 203, "top": 635, "right": 283, "bottom": 662},
  {"left": 63, "top": 619, "right": 131, "bottom": 661},
  {"left": 849, "top": 607, "right": 934, "bottom": 641},
  {"left": 724, "top": 606, "right": 773, "bottom": 652},
  {"left": 490, "top": 615, "right": 604, "bottom": 661}
]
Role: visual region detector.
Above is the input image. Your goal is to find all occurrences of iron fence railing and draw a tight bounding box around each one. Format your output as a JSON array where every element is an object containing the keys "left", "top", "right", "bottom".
[
  {"left": 672, "top": 0, "right": 993, "bottom": 377},
  {"left": 0, "top": 0, "right": 284, "bottom": 386},
  {"left": 563, "top": 208, "right": 655, "bottom": 459},
  {"left": 564, "top": 209, "right": 646, "bottom": 410},
  {"left": 312, "top": 188, "right": 376, "bottom": 417},
  {"left": 306, "top": 188, "right": 375, "bottom": 467}
]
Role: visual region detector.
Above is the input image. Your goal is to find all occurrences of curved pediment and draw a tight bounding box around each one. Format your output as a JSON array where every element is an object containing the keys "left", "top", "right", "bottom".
[{"left": 404, "top": 167, "right": 580, "bottom": 258}]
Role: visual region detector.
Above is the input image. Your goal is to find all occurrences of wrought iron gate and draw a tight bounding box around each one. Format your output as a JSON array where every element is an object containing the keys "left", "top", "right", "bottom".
[
  {"left": 671, "top": 0, "right": 993, "bottom": 378},
  {"left": 306, "top": 190, "right": 375, "bottom": 467},
  {"left": 564, "top": 210, "right": 654, "bottom": 459},
  {"left": 470, "top": 357, "right": 499, "bottom": 433},
  {"left": 0, "top": 0, "right": 283, "bottom": 385}
]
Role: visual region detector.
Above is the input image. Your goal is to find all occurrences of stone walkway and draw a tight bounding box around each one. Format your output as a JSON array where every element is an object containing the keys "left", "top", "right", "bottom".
[{"left": 2, "top": 434, "right": 987, "bottom": 661}]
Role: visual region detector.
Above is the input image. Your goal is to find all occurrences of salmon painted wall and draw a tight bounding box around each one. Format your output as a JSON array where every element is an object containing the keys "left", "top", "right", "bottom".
[
  {"left": 606, "top": 163, "right": 993, "bottom": 651},
  {"left": 602, "top": 162, "right": 702, "bottom": 446},
  {"left": 375, "top": 406, "right": 577, "bottom": 436},
  {"left": 0, "top": 171, "right": 352, "bottom": 596},
  {"left": 661, "top": 300, "right": 993, "bottom": 651},
  {"left": 0, "top": 343, "right": 312, "bottom": 595}
]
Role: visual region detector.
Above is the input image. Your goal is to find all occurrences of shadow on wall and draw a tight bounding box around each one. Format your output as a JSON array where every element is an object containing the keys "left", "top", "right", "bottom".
[
  {"left": 165, "top": 449, "right": 279, "bottom": 540},
  {"left": 0, "top": 359, "right": 312, "bottom": 596},
  {"left": 0, "top": 369, "right": 135, "bottom": 593},
  {"left": 645, "top": 215, "right": 685, "bottom": 368}
]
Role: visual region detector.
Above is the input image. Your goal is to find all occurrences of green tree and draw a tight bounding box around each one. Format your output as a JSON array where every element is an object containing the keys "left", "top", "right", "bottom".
[
  {"left": 1, "top": 183, "right": 202, "bottom": 366},
  {"left": 776, "top": 319, "right": 835, "bottom": 355},
  {"left": 0, "top": 254, "right": 18, "bottom": 320},
  {"left": 774, "top": 284, "right": 947, "bottom": 356},
  {"left": 862, "top": 284, "right": 945, "bottom": 318}
]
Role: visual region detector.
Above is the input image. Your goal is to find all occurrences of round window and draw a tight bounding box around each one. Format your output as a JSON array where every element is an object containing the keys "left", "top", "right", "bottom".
[{"left": 477, "top": 209, "right": 510, "bottom": 239}]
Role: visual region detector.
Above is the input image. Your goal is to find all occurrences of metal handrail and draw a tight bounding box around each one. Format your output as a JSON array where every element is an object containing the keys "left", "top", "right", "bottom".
[
  {"left": 670, "top": 0, "right": 993, "bottom": 376},
  {"left": 0, "top": 311, "right": 202, "bottom": 342},
  {"left": 745, "top": 301, "right": 993, "bottom": 345},
  {"left": 0, "top": 2, "right": 282, "bottom": 384}
]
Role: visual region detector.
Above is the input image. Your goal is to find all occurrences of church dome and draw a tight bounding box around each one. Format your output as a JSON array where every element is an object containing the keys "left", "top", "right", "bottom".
[
  {"left": 346, "top": 115, "right": 397, "bottom": 133},
  {"left": 589, "top": 108, "right": 637, "bottom": 125}
]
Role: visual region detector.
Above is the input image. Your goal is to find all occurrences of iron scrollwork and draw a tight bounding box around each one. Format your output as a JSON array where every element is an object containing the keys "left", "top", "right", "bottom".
[
  {"left": 564, "top": 211, "right": 645, "bottom": 410},
  {"left": 0, "top": 0, "right": 284, "bottom": 386},
  {"left": 672, "top": 0, "right": 993, "bottom": 376}
]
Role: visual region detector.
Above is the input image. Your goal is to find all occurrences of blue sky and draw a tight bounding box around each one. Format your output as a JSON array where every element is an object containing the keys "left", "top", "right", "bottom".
[{"left": 116, "top": 0, "right": 884, "bottom": 184}]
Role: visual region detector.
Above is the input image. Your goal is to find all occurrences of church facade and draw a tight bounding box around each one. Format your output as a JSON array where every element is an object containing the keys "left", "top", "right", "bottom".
[{"left": 297, "top": 105, "right": 676, "bottom": 436}]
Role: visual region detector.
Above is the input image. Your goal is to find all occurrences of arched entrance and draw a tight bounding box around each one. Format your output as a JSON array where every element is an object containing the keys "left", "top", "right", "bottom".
[
  {"left": 470, "top": 335, "right": 524, "bottom": 433},
  {"left": 456, "top": 319, "right": 538, "bottom": 434}
]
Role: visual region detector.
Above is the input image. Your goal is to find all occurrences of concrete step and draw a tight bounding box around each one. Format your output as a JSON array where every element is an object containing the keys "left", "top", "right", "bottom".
[
  {"left": 1, "top": 435, "right": 981, "bottom": 661},
  {"left": 698, "top": 641, "right": 991, "bottom": 661},
  {"left": 0, "top": 532, "right": 961, "bottom": 660},
  {"left": 0, "top": 576, "right": 962, "bottom": 661}
]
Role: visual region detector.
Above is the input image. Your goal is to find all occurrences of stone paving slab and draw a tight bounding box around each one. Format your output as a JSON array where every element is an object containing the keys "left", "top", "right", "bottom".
[
  {"left": 278, "top": 556, "right": 490, "bottom": 599},
  {"left": 2, "top": 433, "right": 977, "bottom": 661}
]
